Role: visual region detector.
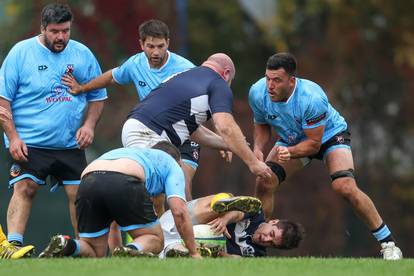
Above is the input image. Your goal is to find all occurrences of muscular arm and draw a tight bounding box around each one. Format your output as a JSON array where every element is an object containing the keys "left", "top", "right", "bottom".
[
  {"left": 287, "top": 125, "right": 324, "bottom": 158},
  {"left": 62, "top": 69, "right": 116, "bottom": 95},
  {"left": 253, "top": 124, "right": 272, "bottom": 161},
  {"left": 190, "top": 125, "right": 228, "bottom": 150},
  {"left": 76, "top": 100, "right": 105, "bottom": 149},
  {"left": 0, "top": 98, "right": 28, "bottom": 161},
  {"left": 168, "top": 197, "right": 200, "bottom": 258},
  {"left": 212, "top": 112, "right": 271, "bottom": 178}
]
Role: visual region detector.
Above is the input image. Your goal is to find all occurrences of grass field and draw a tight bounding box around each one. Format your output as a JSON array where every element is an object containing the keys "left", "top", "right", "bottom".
[{"left": 1, "top": 257, "right": 413, "bottom": 276}]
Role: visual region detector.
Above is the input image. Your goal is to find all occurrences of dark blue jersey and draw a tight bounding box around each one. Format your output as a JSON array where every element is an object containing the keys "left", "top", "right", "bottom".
[
  {"left": 128, "top": 66, "right": 233, "bottom": 146},
  {"left": 226, "top": 211, "right": 267, "bottom": 257}
]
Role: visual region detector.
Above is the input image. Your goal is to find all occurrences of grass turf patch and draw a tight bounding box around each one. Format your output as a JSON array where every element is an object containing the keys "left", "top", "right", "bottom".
[{"left": 1, "top": 257, "right": 413, "bottom": 276}]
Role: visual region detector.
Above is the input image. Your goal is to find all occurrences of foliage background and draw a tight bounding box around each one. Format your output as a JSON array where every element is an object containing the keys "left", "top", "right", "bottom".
[{"left": 1, "top": 0, "right": 413, "bottom": 257}]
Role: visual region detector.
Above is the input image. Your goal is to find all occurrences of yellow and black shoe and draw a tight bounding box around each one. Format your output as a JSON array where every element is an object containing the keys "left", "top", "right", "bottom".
[
  {"left": 0, "top": 225, "right": 34, "bottom": 259},
  {"left": 211, "top": 196, "right": 262, "bottom": 214}
]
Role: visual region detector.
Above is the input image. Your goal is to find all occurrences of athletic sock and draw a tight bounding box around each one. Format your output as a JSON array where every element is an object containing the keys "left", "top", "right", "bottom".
[
  {"left": 7, "top": 233, "right": 23, "bottom": 246},
  {"left": 62, "top": 238, "right": 78, "bottom": 256},
  {"left": 372, "top": 223, "right": 394, "bottom": 243},
  {"left": 126, "top": 242, "right": 143, "bottom": 251}
]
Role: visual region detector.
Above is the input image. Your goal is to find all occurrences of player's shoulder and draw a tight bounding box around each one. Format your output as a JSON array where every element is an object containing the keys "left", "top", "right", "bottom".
[
  {"left": 296, "top": 78, "right": 324, "bottom": 95},
  {"left": 66, "top": 39, "right": 96, "bottom": 56},
  {"left": 10, "top": 36, "right": 37, "bottom": 52},
  {"left": 248, "top": 77, "right": 267, "bottom": 100},
  {"left": 168, "top": 52, "right": 195, "bottom": 67}
]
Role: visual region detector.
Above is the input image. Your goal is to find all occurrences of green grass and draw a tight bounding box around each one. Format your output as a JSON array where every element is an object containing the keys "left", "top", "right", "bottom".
[{"left": 1, "top": 257, "right": 413, "bottom": 276}]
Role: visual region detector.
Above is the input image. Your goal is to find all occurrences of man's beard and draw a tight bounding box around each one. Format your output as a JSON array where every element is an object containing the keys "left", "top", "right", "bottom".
[{"left": 44, "top": 36, "right": 68, "bottom": 53}]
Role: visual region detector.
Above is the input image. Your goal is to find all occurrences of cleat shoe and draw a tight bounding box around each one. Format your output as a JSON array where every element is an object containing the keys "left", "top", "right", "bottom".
[
  {"left": 0, "top": 225, "right": 34, "bottom": 259},
  {"left": 165, "top": 248, "right": 190, "bottom": 258},
  {"left": 38, "top": 235, "right": 69, "bottom": 258},
  {"left": 113, "top": 246, "right": 155, "bottom": 258},
  {"left": 381, "top": 242, "right": 403, "bottom": 260},
  {"left": 202, "top": 243, "right": 223, "bottom": 258},
  {"left": 196, "top": 245, "right": 212, "bottom": 257},
  {"left": 212, "top": 196, "right": 262, "bottom": 214}
]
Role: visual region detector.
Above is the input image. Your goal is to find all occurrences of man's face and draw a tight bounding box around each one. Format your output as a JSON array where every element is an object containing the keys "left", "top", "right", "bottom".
[
  {"left": 252, "top": 220, "right": 283, "bottom": 248},
  {"left": 41, "top": 21, "right": 71, "bottom": 53},
  {"left": 265, "top": 68, "right": 295, "bottom": 102},
  {"left": 140, "top": 36, "right": 169, "bottom": 69}
]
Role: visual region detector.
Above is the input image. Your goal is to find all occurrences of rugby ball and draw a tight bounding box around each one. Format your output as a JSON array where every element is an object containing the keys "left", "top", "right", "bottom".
[{"left": 193, "top": 224, "right": 226, "bottom": 246}]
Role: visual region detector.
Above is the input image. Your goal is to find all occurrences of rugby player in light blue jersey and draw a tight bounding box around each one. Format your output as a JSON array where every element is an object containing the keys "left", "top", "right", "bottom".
[
  {"left": 0, "top": 3, "right": 107, "bottom": 255},
  {"left": 248, "top": 52, "right": 402, "bottom": 260},
  {"left": 61, "top": 20, "right": 209, "bottom": 201},
  {"left": 39, "top": 141, "right": 201, "bottom": 259}
]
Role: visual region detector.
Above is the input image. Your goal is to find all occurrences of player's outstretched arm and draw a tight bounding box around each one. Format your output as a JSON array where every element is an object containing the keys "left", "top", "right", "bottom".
[
  {"left": 62, "top": 69, "right": 116, "bottom": 95},
  {"left": 0, "top": 98, "right": 28, "bottom": 162},
  {"left": 212, "top": 112, "right": 272, "bottom": 179},
  {"left": 168, "top": 197, "right": 201, "bottom": 259}
]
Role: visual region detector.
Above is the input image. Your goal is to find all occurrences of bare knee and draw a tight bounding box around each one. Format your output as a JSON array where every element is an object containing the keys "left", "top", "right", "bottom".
[
  {"left": 64, "top": 185, "right": 79, "bottom": 202},
  {"left": 13, "top": 180, "right": 38, "bottom": 200},
  {"left": 255, "top": 174, "right": 278, "bottom": 194},
  {"left": 332, "top": 178, "right": 359, "bottom": 200}
]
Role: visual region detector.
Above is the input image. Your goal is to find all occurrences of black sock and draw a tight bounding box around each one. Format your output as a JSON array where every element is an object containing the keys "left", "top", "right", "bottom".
[
  {"left": 62, "top": 238, "right": 77, "bottom": 256},
  {"left": 9, "top": 240, "right": 22, "bottom": 247}
]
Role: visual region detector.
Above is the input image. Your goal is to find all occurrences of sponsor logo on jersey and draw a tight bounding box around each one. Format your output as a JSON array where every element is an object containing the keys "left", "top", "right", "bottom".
[
  {"left": 305, "top": 112, "right": 326, "bottom": 126},
  {"left": 138, "top": 81, "right": 147, "bottom": 87},
  {"left": 10, "top": 164, "right": 21, "bottom": 177},
  {"left": 192, "top": 150, "right": 199, "bottom": 161},
  {"left": 267, "top": 114, "right": 277, "bottom": 120},
  {"left": 46, "top": 82, "right": 72, "bottom": 103},
  {"left": 38, "top": 65, "right": 48, "bottom": 71},
  {"left": 336, "top": 135, "right": 345, "bottom": 144}
]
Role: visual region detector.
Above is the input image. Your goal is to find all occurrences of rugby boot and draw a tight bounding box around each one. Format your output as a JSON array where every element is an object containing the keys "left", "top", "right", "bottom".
[
  {"left": 38, "top": 235, "right": 70, "bottom": 258},
  {"left": 212, "top": 196, "right": 262, "bottom": 214},
  {"left": 381, "top": 242, "right": 403, "bottom": 260},
  {"left": 113, "top": 246, "right": 155, "bottom": 257},
  {"left": 0, "top": 225, "right": 34, "bottom": 259},
  {"left": 165, "top": 244, "right": 190, "bottom": 258}
]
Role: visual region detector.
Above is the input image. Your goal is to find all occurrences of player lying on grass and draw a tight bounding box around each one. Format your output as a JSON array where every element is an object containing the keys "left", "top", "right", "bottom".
[
  {"left": 38, "top": 141, "right": 201, "bottom": 258},
  {"left": 160, "top": 193, "right": 305, "bottom": 257}
]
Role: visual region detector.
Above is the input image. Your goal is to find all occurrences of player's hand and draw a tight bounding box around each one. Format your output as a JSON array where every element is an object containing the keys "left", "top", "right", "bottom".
[
  {"left": 276, "top": 146, "right": 290, "bottom": 163},
  {"left": 219, "top": 150, "right": 233, "bottom": 163},
  {"left": 76, "top": 125, "right": 94, "bottom": 149},
  {"left": 9, "top": 137, "right": 28, "bottom": 162},
  {"left": 0, "top": 106, "right": 12, "bottom": 123},
  {"left": 61, "top": 73, "right": 83, "bottom": 95},
  {"left": 249, "top": 160, "right": 272, "bottom": 179},
  {"left": 208, "top": 217, "right": 231, "bottom": 239},
  {"left": 253, "top": 148, "right": 264, "bottom": 162}
]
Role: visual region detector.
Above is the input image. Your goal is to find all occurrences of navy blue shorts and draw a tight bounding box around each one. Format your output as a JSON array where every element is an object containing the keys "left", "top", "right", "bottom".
[
  {"left": 178, "top": 140, "right": 200, "bottom": 169},
  {"left": 7, "top": 147, "right": 86, "bottom": 187}
]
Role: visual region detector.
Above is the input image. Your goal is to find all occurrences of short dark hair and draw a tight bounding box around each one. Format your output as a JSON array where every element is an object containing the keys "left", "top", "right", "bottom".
[
  {"left": 152, "top": 141, "right": 181, "bottom": 162},
  {"left": 139, "top": 19, "right": 170, "bottom": 41},
  {"left": 266, "top": 53, "right": 297, "bottom": 76},
  {"left": 41, "top": 3, "right": 73, "bottom": 29},
  {"left": 276, "top": 219, "right": 305, "bottom": 250}
]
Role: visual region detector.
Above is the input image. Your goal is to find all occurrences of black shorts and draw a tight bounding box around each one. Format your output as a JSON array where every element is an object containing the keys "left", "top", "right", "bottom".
[
  {"left": 178, "top": 140, "right": 200, "bottom": 169},
  {"left": 76, "top": 171, "right": 158, "bottom": 238},
  {"left": 310, "top": 130, "right": 351, "bottom": 160},
  {"left": 7, "top": 147, "right": 86, "bottom": 188}
]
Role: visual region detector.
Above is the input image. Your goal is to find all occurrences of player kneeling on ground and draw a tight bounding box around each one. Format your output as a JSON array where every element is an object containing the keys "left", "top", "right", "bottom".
[
  {"left": 161, "top": 193, "right": 305, "bottom": 257},
  {"left": 39, "top": 141, "right": 201, "bottom": 258}
]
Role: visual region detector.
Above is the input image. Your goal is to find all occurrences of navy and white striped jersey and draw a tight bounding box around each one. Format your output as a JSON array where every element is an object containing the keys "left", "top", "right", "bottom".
[{"left": 128, "top": 66, "right": 233, "bottom": 146}]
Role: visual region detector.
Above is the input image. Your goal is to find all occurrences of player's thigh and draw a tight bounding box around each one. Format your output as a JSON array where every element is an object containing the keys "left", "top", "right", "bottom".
[
  {"left": 325, "top": 147, "right": 355, "bottom": 174},
  {"left": 266, "top": 146, "right": 305, "bottom": 177},
  {"left": 80, "top": 234, "right": 109, "bottom": 257},
  {"left": 128, "top": 222, "right": 163, "bottom": 241}
]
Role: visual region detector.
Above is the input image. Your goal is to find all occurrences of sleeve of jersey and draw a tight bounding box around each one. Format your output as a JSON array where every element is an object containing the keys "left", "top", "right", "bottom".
[
  {"left": 84, "top": 52, "right": 108, "bottom": 102},
  {"left": 248, "top": 83, "right": 266, "bottom": 124},
  {"left": 208, "top": 79, "right": 233, "bottom": 114},
  {"left": 112, "top": 57, "right": 133, "bottom": 85},
  {"left": 0, "top": 46, "right": 20, "bottom": 101},
  {"left": 164, "top": 163, "right": 186, "bottom": 201},
  {"left": 302, "top": 93, "right": 328, "bottom": 129}
]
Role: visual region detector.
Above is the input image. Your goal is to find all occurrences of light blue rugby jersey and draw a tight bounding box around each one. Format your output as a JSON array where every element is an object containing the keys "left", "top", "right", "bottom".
[
  {"left": 0, "top": 36, "right": 107, "bottom": 149},
  {"left": 248, "top": 77, "right": 347, "bottom": 146},
  {"left": 112, "top": 50, "right": 195, "bottom": 100},
  {"left": 97, "top": 147, "right": 186, "bottom": 200}
]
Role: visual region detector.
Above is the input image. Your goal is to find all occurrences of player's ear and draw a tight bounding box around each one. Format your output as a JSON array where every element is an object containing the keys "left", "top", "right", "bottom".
[
  {"left": 139, "top": 39, "right": 145, "bottom": 50},
  {"left": 165, "top": 38, "right": 170, "bottom": 48}
]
